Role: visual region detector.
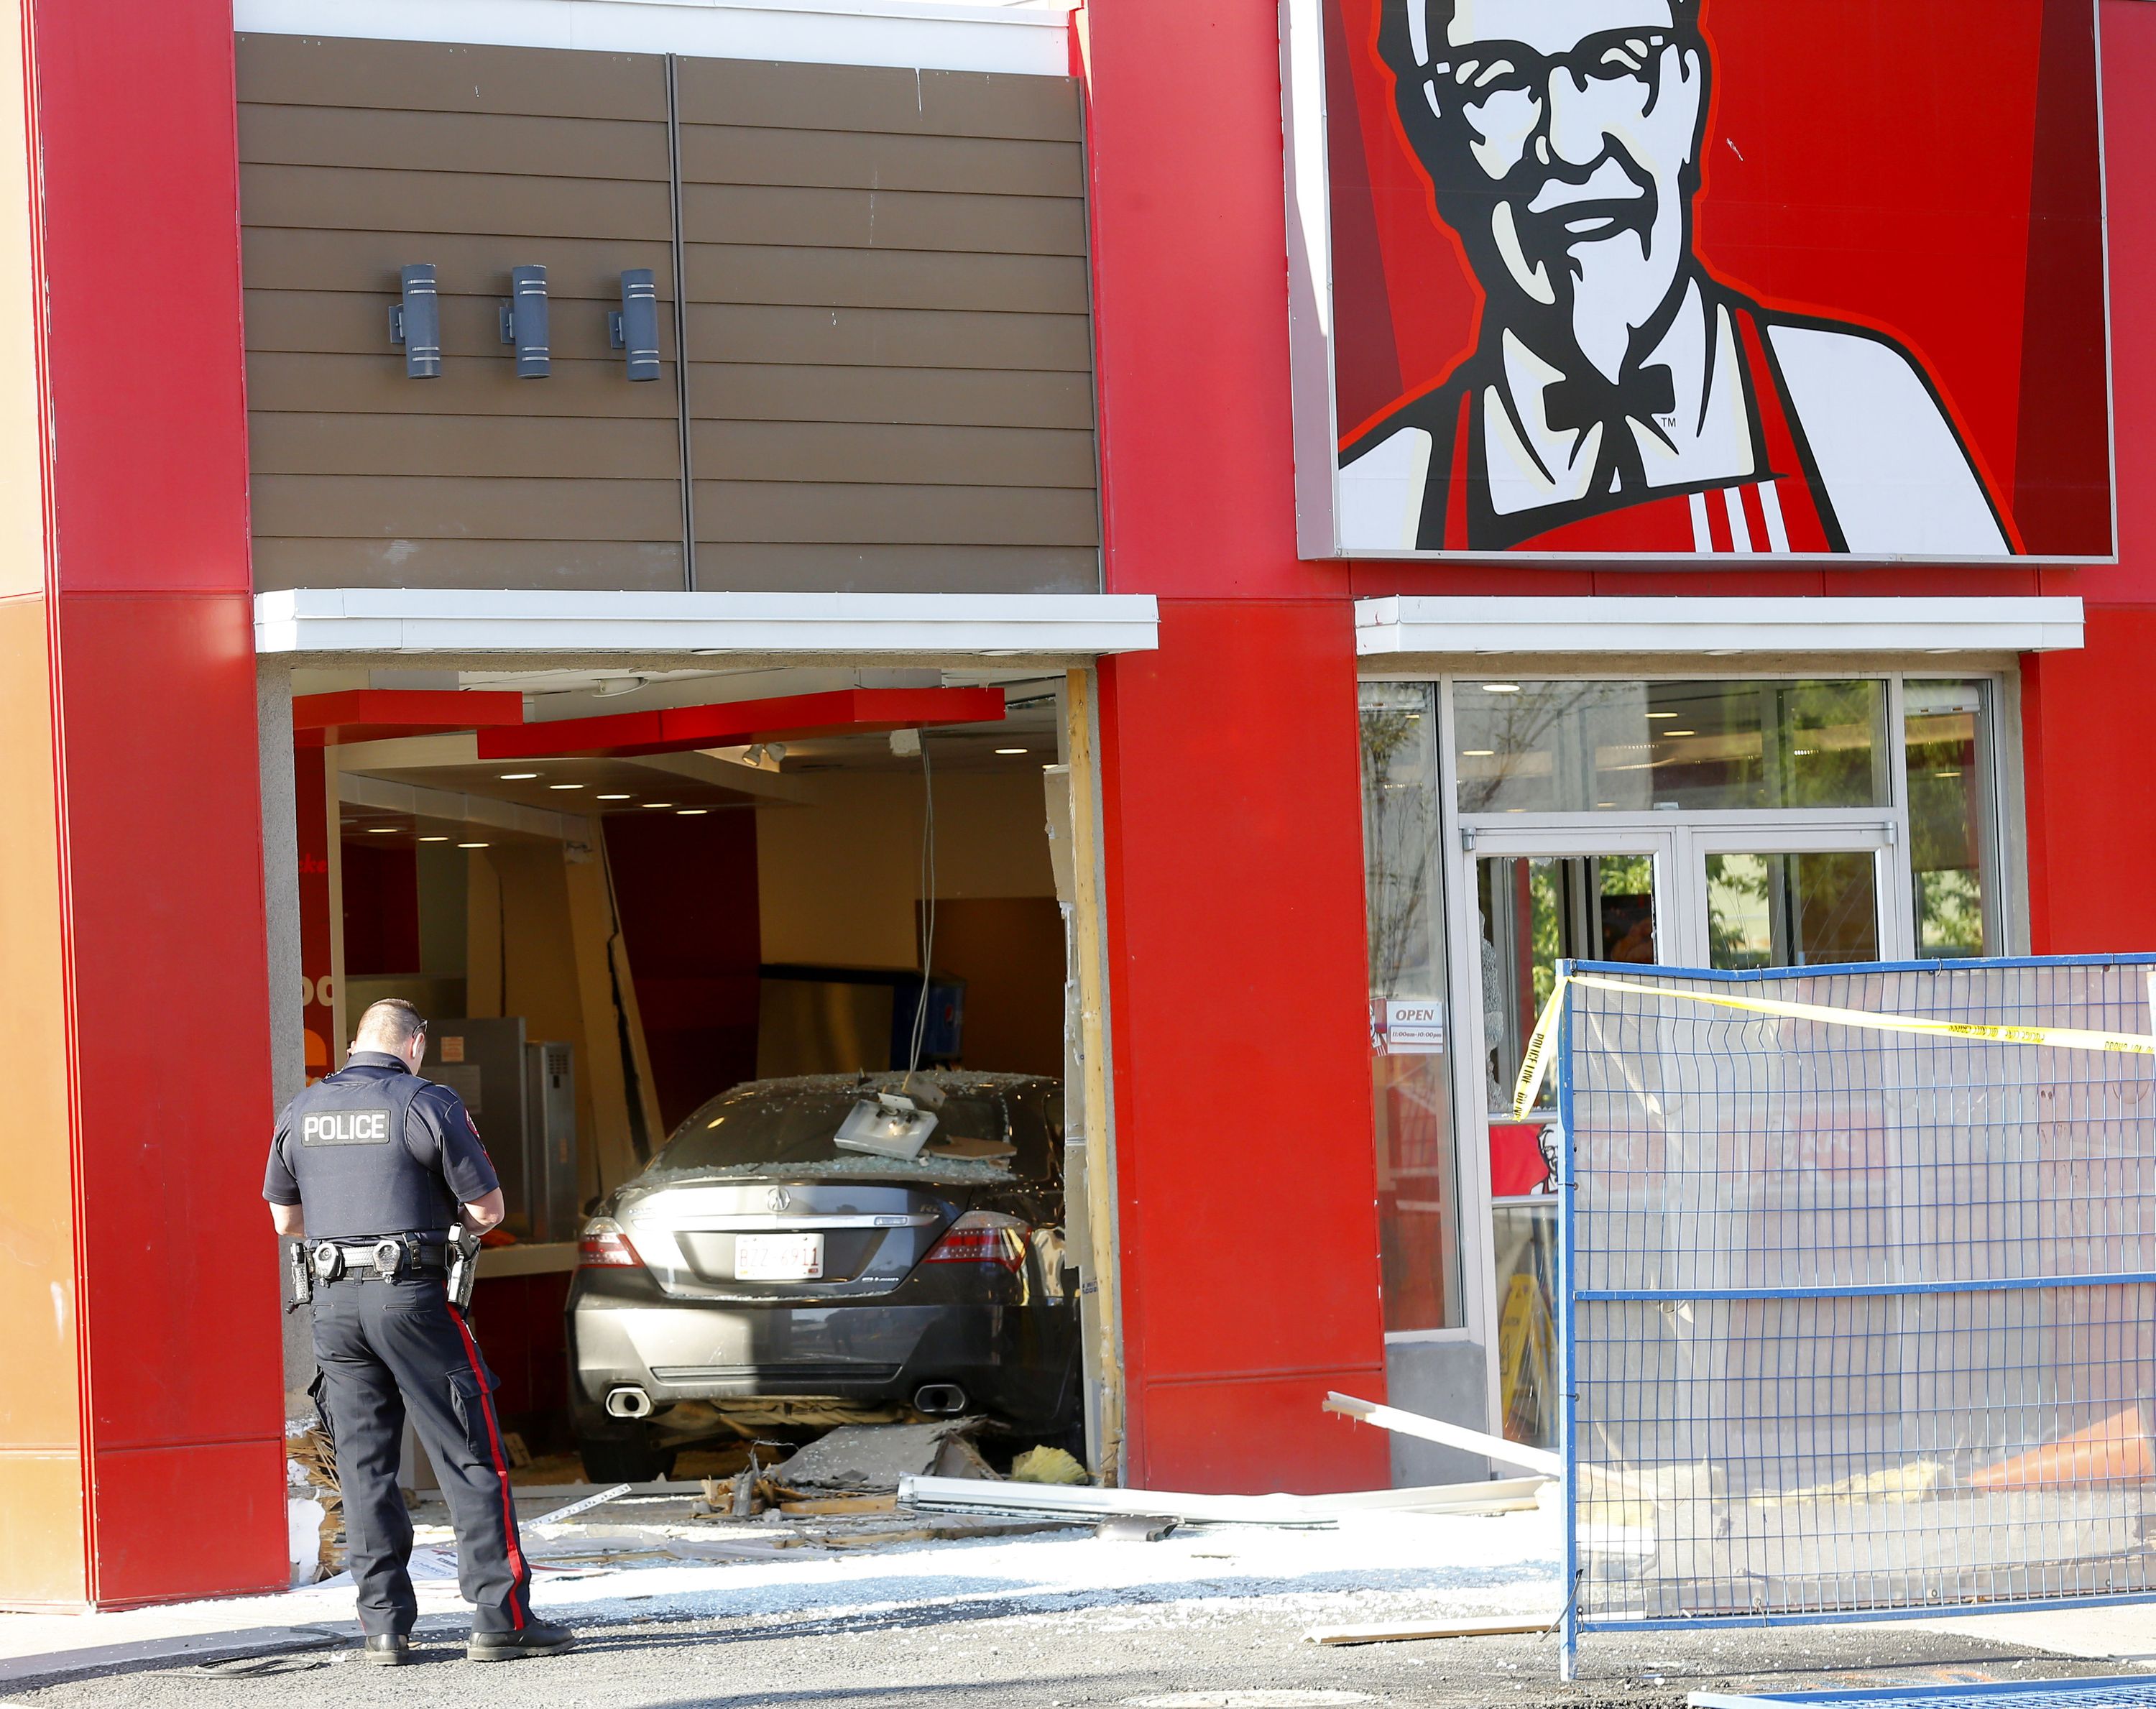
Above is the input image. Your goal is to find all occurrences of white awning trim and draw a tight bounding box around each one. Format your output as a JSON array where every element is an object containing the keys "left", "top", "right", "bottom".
[
  {"left": 255, "top": 588, "right": 1159, "bottom": 659},
  {"left": 232, "top": 0, "right": 1075, "bottom": 78},
  {"left": 1353, "top": 596, "right": 2086, "bottom": 658}
]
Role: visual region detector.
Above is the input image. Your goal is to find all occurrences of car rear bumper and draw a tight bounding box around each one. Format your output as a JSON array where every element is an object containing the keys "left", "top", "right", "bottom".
[{"left": 568, "top": 1294, "right": 1075, "bottom": 1426}]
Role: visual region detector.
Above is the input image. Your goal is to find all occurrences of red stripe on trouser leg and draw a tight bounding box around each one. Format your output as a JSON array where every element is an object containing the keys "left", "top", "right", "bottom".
[{"left": 449, "top": 1304, "right": 530, "bottom": 1629}]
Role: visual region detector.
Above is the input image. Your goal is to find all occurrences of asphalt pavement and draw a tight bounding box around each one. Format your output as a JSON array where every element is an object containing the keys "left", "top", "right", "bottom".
[{"left": 2, "top": 1596, "right": 2134, "bottom": 1709}]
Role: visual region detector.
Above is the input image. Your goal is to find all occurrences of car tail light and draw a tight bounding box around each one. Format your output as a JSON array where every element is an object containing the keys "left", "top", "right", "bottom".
[
  {"left": 579, "top": 1216, "right": 643, "bottom": 1269},
  {"left": 925, "top": 1210, "right": 1028, "bottom": 1273}
]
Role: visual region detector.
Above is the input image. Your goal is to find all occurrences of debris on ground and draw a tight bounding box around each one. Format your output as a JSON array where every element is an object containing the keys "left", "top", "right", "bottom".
[
  {"left": 900, "top": 1470, "right": 1542, "bottom": 1529},
  {"left": 1010, "top": 1445, "right": 1089, "bottom": 1485},
  {"left": 752, "top": 1418, "right": 1004, "bottom": 1493},
  {"left": 283, "top": 1424, "right": 341, "bottom": 1582}
]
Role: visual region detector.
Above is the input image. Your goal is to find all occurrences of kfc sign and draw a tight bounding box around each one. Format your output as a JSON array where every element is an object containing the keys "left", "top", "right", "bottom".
[{"left": 1281, "top": 0, "right": 2114, "bottom": 561}]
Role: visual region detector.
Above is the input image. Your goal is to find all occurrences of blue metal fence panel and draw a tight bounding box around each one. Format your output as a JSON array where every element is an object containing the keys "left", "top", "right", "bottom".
[
  {"left": 1690, "top": 1678, "right": 2156, "bottom": 1708},
  {"left": 1560, "top": 956, "right": 2156, "bottom": 1672}
]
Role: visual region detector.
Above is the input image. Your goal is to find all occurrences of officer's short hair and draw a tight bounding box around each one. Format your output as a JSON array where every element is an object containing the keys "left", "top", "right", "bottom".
[{"left": 356, "top": 998, "right": 428, "bottom": 1049}]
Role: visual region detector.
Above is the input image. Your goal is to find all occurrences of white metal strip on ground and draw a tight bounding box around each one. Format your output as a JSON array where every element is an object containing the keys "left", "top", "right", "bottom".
[
  {"left": 233, "top": 0, "right": 1075, "bottom": 77},
  {"left": 1353, "top": 594, "right": 2085, "bottom": 658},
  {"left": 257, "top": 589, "right": 1159, "bottom": 660}
]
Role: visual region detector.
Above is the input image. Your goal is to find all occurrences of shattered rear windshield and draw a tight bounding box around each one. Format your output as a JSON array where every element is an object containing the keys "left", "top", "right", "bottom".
[{"left": 648, "top": 1077, "right": 1059, "bottom": 1183}]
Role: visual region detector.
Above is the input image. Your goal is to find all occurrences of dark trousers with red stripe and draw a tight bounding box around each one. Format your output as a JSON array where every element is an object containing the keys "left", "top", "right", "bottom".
[{"left": 311, "top": 1274, "right": 533, "bottom": 1635}]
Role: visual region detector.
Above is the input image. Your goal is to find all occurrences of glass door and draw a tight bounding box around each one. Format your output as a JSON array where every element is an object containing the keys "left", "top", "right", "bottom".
[{"left": 1457, "top": 829, "right": 1677, "bottom": 1451}]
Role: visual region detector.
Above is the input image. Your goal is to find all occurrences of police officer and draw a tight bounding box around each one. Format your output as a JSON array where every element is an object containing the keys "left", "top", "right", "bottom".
[{"left": 266, "top": 998, "right": 575, "bottom": 1664}]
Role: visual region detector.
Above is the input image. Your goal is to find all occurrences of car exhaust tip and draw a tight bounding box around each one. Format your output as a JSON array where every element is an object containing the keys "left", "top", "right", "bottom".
[
  {"left": 914, "top": 1383, "right": 967, "bottom": 1416},
  {"left": 604, "top": 1386, "right": 654, "bottom": 1420}
]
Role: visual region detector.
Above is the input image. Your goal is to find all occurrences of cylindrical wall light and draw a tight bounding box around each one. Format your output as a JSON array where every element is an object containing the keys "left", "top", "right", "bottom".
[
  {"left": 498, "top": 264, "right": 550, "bottom": 378},
  {"left": 388, "top": 263, "right": 441, "bottom": 378},
  {"left": 609, "top": 268, "right": 660, "bottom": 381}
]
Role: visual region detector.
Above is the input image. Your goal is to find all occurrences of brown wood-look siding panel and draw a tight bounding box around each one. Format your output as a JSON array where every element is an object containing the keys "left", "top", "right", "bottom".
[
  {"left": 687, "top": 362, "right": 1094, "bottom": 430},
  {"left": 685, "top": 242, "right": 1088, "bottom": 313},
  {"left": 691, "top": 420, "right": 1092, "bottom": 488},
  {"left": 253, "top": 474, "right": 682, "bottom": 540},
  {"left": 683, "top": 303, "right": 1089, "bottom": 374},
  {"left": 691, "top": 542, "right": 1098, "bottom": 594},
  {"left": 248, "top": 354, "right": 682, "bottom": 418},
  {"left": 246, "top": 289, "right": 673, "bottom": 364},
  {"left": 676, "top": 58, "right": 1080, "bottom": 144},
  {"left": 236, "top": 34, "right": 663, "bottom": 123},
  {"left": 694, "top": 482, "right": 1097, "bottom": 547},
  {"left": 251, "top": 412, "right": 681, "bottom": 479},
  {"left": 678, "top": 125, "right": 1081, "bottom": 199},
  {"left": 243, "top": 163, "right": 672, "bottom": 241},
  {"left": 679, "top": 183, "right": 1084, "bottom": 257},
  {"left": 690, "top": 420, "right": 1095, "bottom": 489},
  {"left": 243, "top": 228, "right": 677, "bottom": 295},
  {"left": 252, "top": 537, "right": 687, "bottom": 593},
  {"left": 239, "top": 103, "right": 668, "bottom": 180}
]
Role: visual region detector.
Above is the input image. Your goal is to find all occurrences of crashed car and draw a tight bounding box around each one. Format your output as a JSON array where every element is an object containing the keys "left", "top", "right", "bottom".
[{"left": 566, "top": 1071, "right": 1078, "bottom": 1482}]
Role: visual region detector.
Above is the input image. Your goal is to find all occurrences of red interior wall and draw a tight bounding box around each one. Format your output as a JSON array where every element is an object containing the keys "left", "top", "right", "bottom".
[
  {"left": 603, "top": 811, "right": 762, "bottom": 1133},
  {"left": 339, "top": 839, "right": 419, "bottom": 976}
]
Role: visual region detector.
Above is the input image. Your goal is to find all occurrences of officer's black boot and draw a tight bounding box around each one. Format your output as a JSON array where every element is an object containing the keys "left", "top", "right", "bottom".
[
  {"left": 466, "top": 1618, "right": 576, "bottom": 1662},
  {"left": 361, "top": 1634, "right": 413, "bottom": 1666}
]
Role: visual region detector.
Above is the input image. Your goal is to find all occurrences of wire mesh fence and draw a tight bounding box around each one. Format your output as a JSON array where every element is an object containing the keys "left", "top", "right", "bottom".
[{"left": 1559, "top": 956, "right": 2156, "bottom": 1669}]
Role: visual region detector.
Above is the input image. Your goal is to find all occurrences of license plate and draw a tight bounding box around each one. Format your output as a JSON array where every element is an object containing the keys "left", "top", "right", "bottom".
[{"left": 734, "top": 1232, "right": 824, "bottom": 1281}]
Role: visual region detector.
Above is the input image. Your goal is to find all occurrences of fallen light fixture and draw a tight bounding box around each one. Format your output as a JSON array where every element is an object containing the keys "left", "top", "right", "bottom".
[
  {"left": 609, "top": 268, "right": 660, "bottom": 381},
  {"left": 834, "top": 1092, "right": 939, "bottom": 1161},
  {"left": 389, "top": 263, "right": 441, "bottom": 377},
  {"left": 498, "top": 264, "right": 550, "bottom": 377},
  {"left": 890, "top": 729, "right": 922, "bottom": 757}
]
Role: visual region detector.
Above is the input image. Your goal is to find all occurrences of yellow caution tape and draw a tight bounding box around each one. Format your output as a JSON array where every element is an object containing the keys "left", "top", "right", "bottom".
[{"left": 1508, "top": 970, "right": 2156, "bottom": 1122}]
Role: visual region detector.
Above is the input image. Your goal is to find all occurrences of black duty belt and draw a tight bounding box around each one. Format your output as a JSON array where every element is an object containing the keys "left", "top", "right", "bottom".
[{"left": 307, "top": 1235, "right": 450, "bottom": 1284}]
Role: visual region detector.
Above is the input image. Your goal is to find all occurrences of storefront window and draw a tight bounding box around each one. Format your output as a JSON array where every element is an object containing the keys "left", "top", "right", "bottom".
[
  {"left": 1905, "top": 681, "right": 1995, "bottom": 957},
  {"left": 1455, "top": 679, "right": 1889, "bottom": 814},
  {"left": 1360, "top": 683, "right": 1462, "bottom": 1332}
]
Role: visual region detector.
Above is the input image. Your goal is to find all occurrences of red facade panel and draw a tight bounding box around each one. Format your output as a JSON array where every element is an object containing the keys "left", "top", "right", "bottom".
[
  {"left": 24, "top": 0, "right": 286, "bottom": 1601},
  {"left": 1096, "top": 600, "right": 1389, "bottom": 1493}
]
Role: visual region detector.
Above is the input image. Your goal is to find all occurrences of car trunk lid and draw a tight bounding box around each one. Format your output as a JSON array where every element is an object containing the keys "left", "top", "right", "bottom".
[{"left": 617, "top": 1176, "right": 960, "bottom": 1300}]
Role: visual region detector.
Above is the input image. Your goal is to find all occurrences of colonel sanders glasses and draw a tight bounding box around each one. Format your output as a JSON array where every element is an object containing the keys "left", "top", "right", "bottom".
[{"left": 1422, "top": 28, "right": 1674, "bottom": 108}]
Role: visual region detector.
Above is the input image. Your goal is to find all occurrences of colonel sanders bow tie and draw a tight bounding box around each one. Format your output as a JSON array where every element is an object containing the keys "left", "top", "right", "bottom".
[{"left": 1541, "top": 364, "right": 1677, "bottom": 438}]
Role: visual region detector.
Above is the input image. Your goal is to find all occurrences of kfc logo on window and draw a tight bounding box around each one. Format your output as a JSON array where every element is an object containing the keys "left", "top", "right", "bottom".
[{"left": 1281, "top": 0, "right": 2114, "bottom": 561}]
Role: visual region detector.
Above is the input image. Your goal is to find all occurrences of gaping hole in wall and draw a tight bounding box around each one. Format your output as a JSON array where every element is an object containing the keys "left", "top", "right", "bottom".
[{"left": 290, "top": 668, "right": 1087, "bottom": 1490}]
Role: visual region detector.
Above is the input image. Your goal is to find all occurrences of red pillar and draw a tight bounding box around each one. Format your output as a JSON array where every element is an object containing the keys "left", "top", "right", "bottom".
[
  {"left": 1097, "top": 603, "right": 1391, "bottom": 1492},
  {"left": 0, "top": 0, "right": 284, "bottom": 1603},
  {"left": 2022, "top": 5, "right": 2156, "bottom": 959}
]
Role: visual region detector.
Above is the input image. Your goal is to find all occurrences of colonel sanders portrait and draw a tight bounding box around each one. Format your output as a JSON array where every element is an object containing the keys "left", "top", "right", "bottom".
[{"left": 1338, "top": 0, "right": 2016, "bottom": 556}]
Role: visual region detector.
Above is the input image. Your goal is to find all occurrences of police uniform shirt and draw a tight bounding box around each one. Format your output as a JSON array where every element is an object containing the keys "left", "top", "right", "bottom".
[{"left": 264, "top": 1051, "right": 501, "bottom": 1242}]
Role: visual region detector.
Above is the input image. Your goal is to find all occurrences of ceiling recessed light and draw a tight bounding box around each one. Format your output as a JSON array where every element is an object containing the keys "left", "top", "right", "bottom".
[
  {"left": 365, "top": 826, "right": 397, "bottom": 834},
  {"left": 499, "top": 773, "right": 539, "bottom": 780},
  {"left": 1663, "top": 729, "right": 1696, "bottom": 737},
  {"left": 1462, "top": 749, "right": 1496, "bottom": 757},
  {"left": 1480, "top": 683, "right": 1521, "bottom": 694},
  {"left": 995, "top": 747, "right": 1028, "bottom": 755},
  {"left": 420, "top": 836, "right": 448, "bottom": 843},
  {"left": 548, "top": 783, "right": 584, "bottom": 791},
  {"left": 1646, "top": 711, "right": 1679, "bottom": 720},
  {"left": 676, "top": 808, "right": 707, "bottom": 816},
  {"left": 1793, "top": 748, "right": 1815, "bottom": 757},
  {"left": 458, "top": 842, "right": 489, "bottom": 849},
  {"left": 596, "top": 793, "right": 632, "bottom": 801},
  {"left": 642, "top": 801, "right": 674, "bottom": 809}
]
